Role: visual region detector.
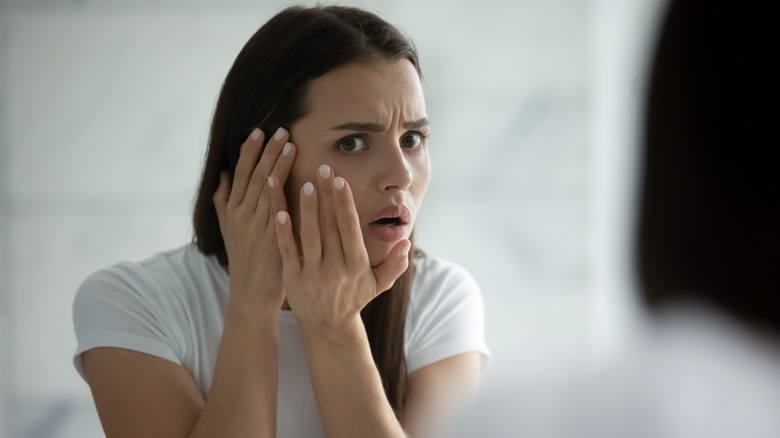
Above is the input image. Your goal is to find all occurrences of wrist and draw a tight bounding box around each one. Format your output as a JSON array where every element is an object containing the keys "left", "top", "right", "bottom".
[
  {"left": 297, "top": 315, "right": 367, "bottom": 350},
  {"left": 226, "top": 296, "right": 282, "bottom": 332},
  {"left": 228, "top": 281, "right": 285, "bottom": 308}
]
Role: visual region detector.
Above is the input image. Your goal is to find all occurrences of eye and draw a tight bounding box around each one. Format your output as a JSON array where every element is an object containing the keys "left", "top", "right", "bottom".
[
  {"left": 401, "top": 132, "right": 426, "bottom": 149},
  {"left": 337, "top": 136, "right": 366, "bottom": 152}
]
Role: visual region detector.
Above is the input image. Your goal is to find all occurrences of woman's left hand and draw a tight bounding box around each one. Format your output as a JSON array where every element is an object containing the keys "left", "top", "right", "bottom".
[{"left": 274, "top": 164, "right": 410, "bottom": 331}]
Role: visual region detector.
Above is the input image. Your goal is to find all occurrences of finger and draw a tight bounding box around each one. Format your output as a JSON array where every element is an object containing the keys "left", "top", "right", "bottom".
[
  {"left": 229, "top": 128, "right": 265, "bottom": 208},
  {"left": 256, "top": 127, "right": 289, "bottom": 184},
  {"left": 372, "top": 239, "right": 411, "bottom": 293},
  {"left": 266, "top": 175, "right": 289, "bottom": 227},
  {"left": 298, "top": 182, "right": 322, "bottom": 264},
  {"left": 212, "top": 171, "right": 231, "bottom": 236},
  {"left": 243, "top": 127, "right": 289, "bottom": 213},
  {"left": 261, "top": 141, "right": 296, "bottom": 221},
  {"left": 316, "top": 164, "right": 343, "bottom": 259},
  {"left": 274, "top": 210, "right": 302, "bottom": 274},
  {"left": 331, "top": 177, "right": 368, "bottom": 268},
  {"left": 265, "top": 141, "right": 296, "bottom": 207}
]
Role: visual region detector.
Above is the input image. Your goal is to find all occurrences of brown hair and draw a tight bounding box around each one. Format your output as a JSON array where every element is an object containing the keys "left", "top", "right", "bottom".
[
  {"left": 637, "top": 0, "right": 779, "bottom": 332},
  {"left": 191, "top": 5, "right": 421, "bottom": 415}
]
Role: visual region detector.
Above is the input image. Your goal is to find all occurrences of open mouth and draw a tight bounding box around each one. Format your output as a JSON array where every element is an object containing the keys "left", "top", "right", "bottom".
[
  {"left": 368, "top": 204, "right": 411, "bottom": 230},
  {"left": 371, "top": 217, "right": 403, "bottom": 227},
  {"left": 368, "top": 205, "right": 410, "bottom": 242}
]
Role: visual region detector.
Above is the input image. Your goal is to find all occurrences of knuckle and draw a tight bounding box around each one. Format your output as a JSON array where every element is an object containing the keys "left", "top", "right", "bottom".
[
  {"left": 234, "top": 165, "right": 247, "bottom": 180},
  {"left": 335, "top": 192, "right": 352, "bottom": 207},
  {"left": 339, "top": 217, "right": 360, "bottom": 234},
  {"left": 324, "top": 269, "right": 343, "bottom": 287},
  {"left": 280, "top": 243, "right": 296, "bottom": 261},
  {"left": 324, "top": 215, "right": 340, "bottom": 231},
  {"left": 243, "top": 140, "right": 260, "bottom": 155},
  {"left": 301, "top": 201, "right": 317, "bottom": 217},
  {"left": 301, "top": 231, "right": 319, "bottom": 249},
  {"left": 232, "top": 208, "right": 252, "bottom": 229},
  {"left": 259, "top": 185, "right": 271, "bottom": 203}
]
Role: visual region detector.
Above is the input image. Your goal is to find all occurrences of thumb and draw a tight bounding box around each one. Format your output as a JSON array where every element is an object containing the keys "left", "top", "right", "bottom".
[
  {"left": 212, "top": 171, "right": 231, "bottom": 235},
  {"left": 372, "top": 239, "right": 411, "bottom": 293}
]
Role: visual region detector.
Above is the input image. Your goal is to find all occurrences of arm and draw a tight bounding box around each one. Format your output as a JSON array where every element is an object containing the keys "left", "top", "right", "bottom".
[
  {"left": 299, "top": 322, "right": 483, "bottom": 438},
  {"left": 274, "top": 167, "right": 483, "bottom": 437},
  {"left": 275, "top": 167, "right": 408, "bottom": 437},
  {"left": 189, "top": 302, "right": 280, "bottom": 437},
  {"left": 300, "top": 316, "right": 404, "bottom": 437},
  {"left": 402, "top": 352, "right": 483, "bottom": 437},
  {"left": 81, "top": 127, "right": 296, "bottom": 437},
  {"left": 83, "top": 306, "right": 279, "bottom": 438},
  {"left": 83, "top": 326, "right": 482, "bottom": 438}
]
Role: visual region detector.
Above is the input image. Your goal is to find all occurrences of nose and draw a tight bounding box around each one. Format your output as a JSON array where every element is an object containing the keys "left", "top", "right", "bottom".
[{"left": 377, "top": 142, "right": 413, "bottom": 192}]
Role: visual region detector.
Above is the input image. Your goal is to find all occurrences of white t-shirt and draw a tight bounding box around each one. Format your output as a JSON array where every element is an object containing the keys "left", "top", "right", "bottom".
[{"left": 73, "top": 243, "right": 490, "bottom": 437}]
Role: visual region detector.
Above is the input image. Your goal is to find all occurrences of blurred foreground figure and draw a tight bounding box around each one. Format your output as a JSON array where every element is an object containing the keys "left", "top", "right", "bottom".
[{"left": 452, "top": 0, "right": 779, "bottom": 436}]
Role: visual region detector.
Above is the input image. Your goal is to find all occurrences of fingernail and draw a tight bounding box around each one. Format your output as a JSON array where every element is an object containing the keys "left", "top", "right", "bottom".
[
  {"left": 277, "top": 211, "right": 287, "bottom": 224},
  {"left": 303, "top": 182, "right": 314, "bottom": 196},
  {"left": 274, "top": 127, "right": 285, "bottom": 141},
  {"left": 268, "top": 177, "right": 275, "bottom": 188},
  {"left": 250, "top": 128, "right": 262, "bottom": 141},
  {"left": 333, "top": 177, "right": 345, "bottom": 190},
  {"left": 318, "top": 164, "right": 331, "bottom": 178},
  {"left": 282, "top": 142, "right": 292, "bottom": 156},
  {"left": 401, "top": 243, "right": 411, "bottom": 256}
]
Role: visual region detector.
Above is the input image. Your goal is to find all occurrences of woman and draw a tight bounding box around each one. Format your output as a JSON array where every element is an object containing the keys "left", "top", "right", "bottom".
[{"left": 72, "top": 5, "right": 489, "bottom": 438}]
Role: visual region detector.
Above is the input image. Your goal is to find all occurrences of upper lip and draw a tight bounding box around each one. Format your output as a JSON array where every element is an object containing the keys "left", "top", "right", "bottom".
[{"left": 369, "top": 204, "right": 411, "bottom": 225}]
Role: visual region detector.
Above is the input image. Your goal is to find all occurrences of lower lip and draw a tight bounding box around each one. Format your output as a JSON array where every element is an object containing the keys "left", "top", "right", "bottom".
[{"left": 369, "top": 224, "right": 407, "bottom": 243}]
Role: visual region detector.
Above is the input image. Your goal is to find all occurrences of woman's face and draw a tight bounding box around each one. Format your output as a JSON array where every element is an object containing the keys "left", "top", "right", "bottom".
[{"left": 286, "top": 60, "right": 431, "bottom": 267}]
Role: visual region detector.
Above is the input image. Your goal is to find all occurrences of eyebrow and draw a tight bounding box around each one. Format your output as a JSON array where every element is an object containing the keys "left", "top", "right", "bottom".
[{"left": 331, "top": 118, "right": 429, "bottom": 132}]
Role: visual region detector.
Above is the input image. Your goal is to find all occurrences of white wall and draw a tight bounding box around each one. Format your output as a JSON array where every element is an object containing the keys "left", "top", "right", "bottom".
[
  {"left": 1, "top": 1, "right": 598, "bottom": 436},
  {"left": 589, "top": 0, "right": 666, "bottom": 368}
]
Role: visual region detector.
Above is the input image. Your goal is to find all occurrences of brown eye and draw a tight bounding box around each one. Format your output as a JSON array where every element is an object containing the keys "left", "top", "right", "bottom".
[
  {"left": 401, "top": 132, "right": 423, "bottom": 149},
  {"left": 337, "top": 137, "right": 366, "bottom": 152}
]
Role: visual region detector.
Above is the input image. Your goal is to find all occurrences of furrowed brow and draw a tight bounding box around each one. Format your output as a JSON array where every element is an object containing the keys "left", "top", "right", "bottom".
[
  {"left": 403, "top": 118, "right": 429, "bottom": 130},
  {"left": 330, "top": 118, "right": 429, "bottom": 132},
  {"left": 331, "top": 122, "right": 385, "bottom": 132}
]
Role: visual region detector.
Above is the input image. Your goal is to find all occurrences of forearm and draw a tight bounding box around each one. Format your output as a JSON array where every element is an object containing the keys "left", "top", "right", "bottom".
[
  {"left": 190, "top": 298, "right": 280, "bottom": 438},
  {"left": 300, "top": 316, "right": 406, "bottom": 438}
]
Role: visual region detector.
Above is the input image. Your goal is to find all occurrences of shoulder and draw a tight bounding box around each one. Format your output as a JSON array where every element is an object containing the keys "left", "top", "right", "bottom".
[
  {"left": 74, "top": 243, "right": 227, "bottom": 319},
  {"left": 79, "top": 243, "right": 222, "bottom": 294},
  {"left": 410, "top": 254, "right": 481, "bottom": 308},
  {"left": 412, "top": 254, "right": 480, "bottom": 290},
  {"left": 405, "top": 252, "right": 490, "bottom": 372},
  {"left": 72, "top": 244, "right": 227, "bottom": 378}
]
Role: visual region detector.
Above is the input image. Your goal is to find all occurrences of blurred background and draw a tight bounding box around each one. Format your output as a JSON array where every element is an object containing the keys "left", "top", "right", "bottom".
[{"left": 0, "top": 0, "right": 664, "bottom": 436}]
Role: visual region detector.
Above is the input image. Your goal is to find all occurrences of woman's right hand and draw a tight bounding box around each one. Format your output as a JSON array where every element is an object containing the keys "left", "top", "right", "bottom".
[{"left": 213, "top": 127, "right": 296, "bottom": 308}]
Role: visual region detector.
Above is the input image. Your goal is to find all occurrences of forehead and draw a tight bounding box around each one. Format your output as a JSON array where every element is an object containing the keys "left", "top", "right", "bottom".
[{"left": 303, "top": 60, "right": 426, "bottom": 125}]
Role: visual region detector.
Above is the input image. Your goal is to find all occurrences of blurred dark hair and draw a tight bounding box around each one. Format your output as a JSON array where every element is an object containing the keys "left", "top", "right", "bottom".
[
  {"left": 637, "top": 0, "right": 778, "bottom": 332},
  {"left": 192, "top": 5, "right": 421, "bottom": 415}
]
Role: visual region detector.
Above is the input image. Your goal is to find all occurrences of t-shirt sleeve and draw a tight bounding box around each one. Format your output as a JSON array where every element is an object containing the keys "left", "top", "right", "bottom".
[
  {"left": 72, "top": 264, "right": 184, "bottom": 381},
  {"left": 405, "top": 259, "right": 491, "bottom": 374}
]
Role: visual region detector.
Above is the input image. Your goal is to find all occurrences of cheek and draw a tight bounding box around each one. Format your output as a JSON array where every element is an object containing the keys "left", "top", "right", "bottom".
[
  {"left": 411, "top": 155, "right": 432, "bottom": 199},
  {"left": 285, "top": 166, "right": 304, "bottom": 196}
]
